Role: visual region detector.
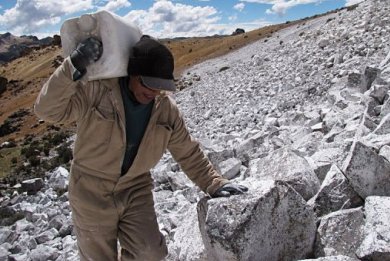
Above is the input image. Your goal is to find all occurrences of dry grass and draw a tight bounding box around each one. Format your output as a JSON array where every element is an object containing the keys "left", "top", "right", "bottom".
[
  {"left": 0, "top": 147, "right": 20, "bottom": 178},
  {"left": 0, "top": 46, "right": 63, "bottom": 144}
]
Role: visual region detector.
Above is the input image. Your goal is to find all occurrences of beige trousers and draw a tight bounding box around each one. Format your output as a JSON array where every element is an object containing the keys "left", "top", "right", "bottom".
[{"left": 68, "top": 170, "right": 167, "bottom": 261}]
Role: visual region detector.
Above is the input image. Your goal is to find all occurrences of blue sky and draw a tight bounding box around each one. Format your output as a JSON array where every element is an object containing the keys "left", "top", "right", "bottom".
[{"left": 0, "top": 0, "right": 362, "bottom": 39}]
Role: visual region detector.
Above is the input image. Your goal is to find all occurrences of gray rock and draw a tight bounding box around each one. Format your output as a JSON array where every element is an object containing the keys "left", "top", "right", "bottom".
[
  {"left": 234, "top": 131, "right": 266, "bottom": 164},
  {"left": 314, "top": 207, "right": 365, "bottom": 257},
  {"left": 169, "top": 205, "right": 207, "bottom": 261},
  {"left": 318, "top": 38, "right": 330, "bottom": 48},
  {"left": 293, "top": 131, "right": 324, "bottom": 156},
  {"left": 343, "top": 141, "right": 390, "bottom": 198},
  {"left": 166, "top": 171, "right": 192, "bottom": 191},
  {"left": 306, "top": 156, "right": 332, "bottom": 183},
  {"left": 48, "top": 214, "right": 66, "bottom": 231},
  {"left": 218, "top": 158, "right": 241, "bottom": 179},
  {"left": 347, "top": 71, "right": 363, "bottom": 90},
  {"left": 298, "top": 256, "right": 360, "bottom": 261},
  {"left": 48, "top": 167, "right": 69, "bottom": 191},
  {"left": 198, "top": 180, "right": 316, "bottom": 261},
  {"left": 8, "top": 253, "right": 29, "bottom": 261},
  {"left": 35, "top": 228, "right": 58, "bottom": 244},
  {"left": 29, "top": 244, "right": 60, "bottom": 261},
  {"left": 380, "top": 92, "right": 390, "bottom": 116},
  {"left": 0, "top": 245, "right": 11, "bottom": 261},
  {"left": 305, "top": 146, "right": 350, "bottom": 182},
  {"left": 368, "top": 84, "right": 389, "bottom": 104},
  {"left": 21, "top": 178, "right": 44, "bottom": 195},
  {"left": 363, "top": 66, "right": 381, "bottom": 91},
  {"left": 356, "top": 196, "right": 390, "bottom": 261},
  {"left": 373, "top": 113, "right": 390, "bottom": 135},
  {"left": 379, "top": 145, "right": 390, "bottom": 161},
  {"left": 58, "top": 219, "right": 74, "bottom": 238},
  {"left": 204, "top": 143, "right": 235, "bottom": 171},
  {"left": 308, "top": 165, "right": 363, "bottom": 217},
  {"left": 252, "top": 147, "right": 320, "bottom": 200}
]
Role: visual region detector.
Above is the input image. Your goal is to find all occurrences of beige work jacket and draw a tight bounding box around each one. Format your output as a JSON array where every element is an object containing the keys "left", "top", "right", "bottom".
[{"left": 34, "top": 58, "right": 228, "bottom": 194}]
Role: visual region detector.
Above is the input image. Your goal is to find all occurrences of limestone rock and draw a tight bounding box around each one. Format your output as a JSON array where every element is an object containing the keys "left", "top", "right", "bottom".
[
  {"left": 198, "top": 180, "right": 316, "bottom": 261},
  {"left": 48, "top": 167, "right": 69, "bottom": 191},
  {"left": 343, "top": 141, "right": 390, "bottom": 198},
  {"left": 298, "top": 256, "right": 360, "bottom": 261},
  {"left": 169, "top": 205, "right": 207, "bottom": 261},
  {"left": 29, "top": 244, "right": 60, "bottom": 261},
  {"left": 356, "top": 196, "right": 390, "bottom": 261},
  {"left": 368, "top": 84, "right": 389, "bottom": 104},
  {"left": 308, "top": 165, "right": 363, "bottom": 217},
  {"left": 35, "top": 228, "right": 58, "bottom": 244},
  {"left": 373, "top": 113, "right": 390, "bottom": 135},
  {"left": 234, "top": 131, "right": 266, "bottom": 164},
  {"left": 218, "top": 158, "right": 241, "bottom": 179},
  {"left": 252, "top": 147, "right": 320, "bottom": 200},
  {"left": 362, "top": 66, "right": 381, "bottom": 91},
  {"left": 314, "top": 207, "right": 365, "bottom": 257}
]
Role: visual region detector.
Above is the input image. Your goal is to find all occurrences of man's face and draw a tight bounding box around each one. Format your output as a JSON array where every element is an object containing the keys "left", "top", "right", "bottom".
[{"left": 129, "top": 76, "right": 161, "bottom": 104}]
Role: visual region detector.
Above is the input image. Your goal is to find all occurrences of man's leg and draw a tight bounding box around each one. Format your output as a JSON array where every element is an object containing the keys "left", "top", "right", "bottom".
[
  {"left": 117, "top": 184, "right": 167, "bottom": 261},
  {"left": 69, "top": 170, "right": 119, "bottom": 261},
  {"left": 73, "top": 222, "right": 118, "bottom": 261}
]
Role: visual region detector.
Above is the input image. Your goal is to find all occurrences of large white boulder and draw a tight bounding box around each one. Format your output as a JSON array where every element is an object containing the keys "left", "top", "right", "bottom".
[
  {"left": 197, "top": 180, "right": 316, "bottom": 261},
  {"left": 343, "top": 141, "right": 390, "bottom": 198},
  {"left": 250, "top": 147, "right": 320, "bottom": 200},
  {"left": 356, "top": 196, "right": 390, "bottom": 260}
]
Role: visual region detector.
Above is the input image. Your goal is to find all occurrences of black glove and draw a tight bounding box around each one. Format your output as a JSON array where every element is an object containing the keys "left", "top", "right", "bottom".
[
  {"left": 70, "top": 37, "right": 103, "bottom": 81},
  {"left": 212, "top": 183, "right": 248, "bottom": 198}
]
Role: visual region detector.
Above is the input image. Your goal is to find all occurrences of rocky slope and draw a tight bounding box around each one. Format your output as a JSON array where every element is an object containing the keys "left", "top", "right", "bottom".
[
  {"left": 1, "top": 0, "right": 390, "bottom": 260},
  {"left": 0, "top": 32, "right": 59, "bottom": 64}
]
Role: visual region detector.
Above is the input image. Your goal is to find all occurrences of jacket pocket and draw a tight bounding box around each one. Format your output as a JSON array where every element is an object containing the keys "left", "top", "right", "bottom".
[
  {"left": 92, "top": 105, "right": 115, "bottom": 122},
  {"left": 86, "top": 106, "right": 115, "bottom": 144}
]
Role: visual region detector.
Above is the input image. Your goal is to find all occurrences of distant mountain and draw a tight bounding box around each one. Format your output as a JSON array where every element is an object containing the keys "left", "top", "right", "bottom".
[{"left": 0, "top": 32, "right": 59, "bottom": 64}]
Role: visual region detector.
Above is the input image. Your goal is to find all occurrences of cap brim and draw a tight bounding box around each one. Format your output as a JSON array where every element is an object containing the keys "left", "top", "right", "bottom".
[{"left": 140, "top": 76, "right": 176, "bottom": 92}]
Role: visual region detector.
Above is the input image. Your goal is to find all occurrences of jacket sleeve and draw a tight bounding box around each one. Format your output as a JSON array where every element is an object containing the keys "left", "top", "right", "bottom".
[
  {"left": 167, "top": 102, "right": 229, "bottom": 196},
  {"left": 34, "top": 57, "right": 89, "bottom": 124}
]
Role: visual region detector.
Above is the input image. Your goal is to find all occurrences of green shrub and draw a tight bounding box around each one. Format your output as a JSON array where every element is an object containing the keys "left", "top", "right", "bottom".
[
  {"left": 56, "top": 144, "right": 73, "bottom": 164},
  {"left": 11, "top": 157, "right": 17, "bottom": 164}
]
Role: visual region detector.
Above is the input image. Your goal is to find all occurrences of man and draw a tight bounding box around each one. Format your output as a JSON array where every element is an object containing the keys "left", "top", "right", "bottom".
[{"left": 35, "top": 35, "right": 248, "bottom": 261}]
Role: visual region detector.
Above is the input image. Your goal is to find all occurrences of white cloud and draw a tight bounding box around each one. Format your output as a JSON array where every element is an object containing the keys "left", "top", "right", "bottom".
[
  {"left": 124, "top": 0, "right": 226, "bottom": 38},
  {"left": 240, "top": 0, "right": 319, "bottom": 16},
  {"left": 0, "top": 0, "right": 94, "bottom": 35},
  {"left": 234, "top": 3, "right": 245, "bottom": 12},
  {"left": 98, "top": 0, "right": 131, "bottom": 12},
  {"left": 345, "top": 0, "right": 363, "bottom": 6},
  {"left": 229, "top": 15, "right": 238, "bottom": 21}
]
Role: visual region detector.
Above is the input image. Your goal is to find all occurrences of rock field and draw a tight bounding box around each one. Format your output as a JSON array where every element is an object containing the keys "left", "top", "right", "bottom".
[{"left": 1, "top": 0, "right": 390, "bottom": 260}]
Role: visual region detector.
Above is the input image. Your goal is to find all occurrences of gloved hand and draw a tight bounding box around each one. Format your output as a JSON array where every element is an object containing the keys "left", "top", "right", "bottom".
[
  {"left": 211, "top": 183, "right": 248, "bottom": 197},
  {"left": 70, "top": 37, "right": 103, "bottom": 81}
]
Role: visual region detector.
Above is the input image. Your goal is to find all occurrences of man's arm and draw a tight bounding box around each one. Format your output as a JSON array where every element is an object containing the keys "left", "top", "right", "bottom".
[
  {"left": 34, "top": 57, "right": 86, "bottom": 123},
  {"left": 34, "top": 37, "right": 102, "bottom": 123}
]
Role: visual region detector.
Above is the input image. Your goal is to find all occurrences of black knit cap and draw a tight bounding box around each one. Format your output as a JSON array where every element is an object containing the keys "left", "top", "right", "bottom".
[{"left": 128, "top": 36, "right": 175, "bottom": 91}]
